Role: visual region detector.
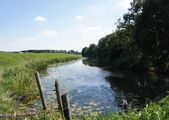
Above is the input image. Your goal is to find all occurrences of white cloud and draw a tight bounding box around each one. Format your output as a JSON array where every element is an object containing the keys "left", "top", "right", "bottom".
[
  {"left": 75, "top": 15, "right": 83, "bottom": 20},
  {"left": 84, "top": 5, "right": 105, "bottom": 16},
  {"left": 34, "top": 16, "right": 47, "bottom": 22},
  {"left": 118, "top": 0, "right": 133, "bottom": 10},
  {"left": 2, "top": 1, "right": 132, "bottom": 52},
  {"left": 13, "top": 30, "right": 63, "bottom": 51},
  {"left": 18, "top": 30, "right": 62, "bottom": 43},
  {"left": 82, "top": 27, "right": 102, "bottom": 36},
  {"left": 38, "top": 30, "right": 62, "bottom": 38},
  {"left": 82, "top": 26, "right": 111, "bottom": 40},
  {"left": 19, "top": 37, "right": 36, "bottom": 41}
]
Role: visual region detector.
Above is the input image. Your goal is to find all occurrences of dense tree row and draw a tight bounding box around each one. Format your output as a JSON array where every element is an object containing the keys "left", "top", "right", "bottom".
[
  {"left": 82, "top": 0, "right": 169, "bottom": 74},
  {"left": 21, "top": 49, "right": 80, "bottom": 54}
]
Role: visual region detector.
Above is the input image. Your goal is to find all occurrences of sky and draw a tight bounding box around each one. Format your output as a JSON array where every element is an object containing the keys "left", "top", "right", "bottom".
[{"left": 0, "top": 0, "right": 133, "bottom": 52}]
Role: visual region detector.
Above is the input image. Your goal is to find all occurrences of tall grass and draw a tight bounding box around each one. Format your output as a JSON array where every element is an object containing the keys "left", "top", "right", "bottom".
[
  {"left": 0, "top": 52, "right": 168, "bottom": 119},
  {"left": 0, "top": 52, "right": 80, "bottom": 114},
  {"left": 6, "top": 94, "right": 166, "bottom": 120},
  {"left": 29, "top": 95, "right": 169, "bottom": 120}
]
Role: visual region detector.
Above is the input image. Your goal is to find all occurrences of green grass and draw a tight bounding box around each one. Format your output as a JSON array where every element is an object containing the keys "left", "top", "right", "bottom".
[
  {"left": 26, "top": 95, "right": 168, "bottom": 120},
  {"left": 0, "top": 52, "right": 80, "bottom": 114},
  {"left": 0, "top": 52, "right": 168, "bottom": 120},
  {"left": 4, "top": 94, "right": 167, "bottom": 120}
]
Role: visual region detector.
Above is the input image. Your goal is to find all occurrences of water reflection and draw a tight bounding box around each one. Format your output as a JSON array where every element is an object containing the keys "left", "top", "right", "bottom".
[
  {"left": 106, "top": 72, "right": 169, "bottom": 107},
  {"left": 40, "top": 59, "right": 169, "bottom": 115}
]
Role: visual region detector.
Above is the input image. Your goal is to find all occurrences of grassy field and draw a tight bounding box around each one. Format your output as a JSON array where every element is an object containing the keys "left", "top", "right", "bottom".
[
  {"left": 0, "top": 52, "right": 80, "bottom": 114},
  {"left": 0, "top": 52, "right": 168, "bottom": 120}
]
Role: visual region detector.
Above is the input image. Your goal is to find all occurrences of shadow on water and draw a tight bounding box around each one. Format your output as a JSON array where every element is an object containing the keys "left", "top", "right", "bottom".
[
  {"left": 106, "top": 73, "right": 169, "bottom": 108},
  {"left": 38, "top": 58, "right": 169, "bottom": 115},
  {"left": 83, "top": 58, "right": 169, "bottom": 108}
]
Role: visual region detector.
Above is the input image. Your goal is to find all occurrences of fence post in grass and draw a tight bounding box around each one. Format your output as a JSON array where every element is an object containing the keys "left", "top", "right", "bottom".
[
  {"left": 55, "top": 80, "right": 63, "bottom": 113},
  {"left": 34, "top": 72, "right": 47, "bottom": 110},
  {"left": 61, "top": 94, "right": 72, "bottom": 120}
]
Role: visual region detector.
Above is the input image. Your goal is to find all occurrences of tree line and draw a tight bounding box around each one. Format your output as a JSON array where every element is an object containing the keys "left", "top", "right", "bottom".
[
  {"left": 82, "top": 0, "right": 169, "bottom": 74},
  {"left": 20, "top": 49, "right": 80, "bottom": 54}
]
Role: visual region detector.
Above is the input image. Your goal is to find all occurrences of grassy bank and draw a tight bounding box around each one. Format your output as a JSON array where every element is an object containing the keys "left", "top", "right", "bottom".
[
  {"left": 0, "top": 52, "right": 168, "bottom": 120},
  {"left": 0, "top": 52, "right": 80, "bottom": 114},
  {"left": 8, "top": 93, "right": 166, "bottom": 120},
  {"left": 27, "top": 94, "right": 168, "bottom": 120}
]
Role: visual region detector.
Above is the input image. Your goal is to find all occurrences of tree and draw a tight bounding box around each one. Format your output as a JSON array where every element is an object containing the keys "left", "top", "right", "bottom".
[
  {"left": 82, "top": 44, "right": 97, "bottom": 57},
  {"left": 82, "top": 47, "right": 88, "bottom": 57},
  {"left": 134, "top": 0, "right": 169, "bottom": 72},
  {"left": 81, "top": 0, "right": 169, "bottom": 73}
]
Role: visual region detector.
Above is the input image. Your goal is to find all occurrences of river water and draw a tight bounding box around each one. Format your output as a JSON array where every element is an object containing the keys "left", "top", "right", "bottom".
[{"left": 39, "top": 59, "right": 169, "bottom": 115}]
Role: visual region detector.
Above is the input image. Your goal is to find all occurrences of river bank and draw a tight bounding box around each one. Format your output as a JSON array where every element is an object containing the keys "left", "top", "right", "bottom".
[
  {"left": 0, "top": 52, "right": 80, "bottom": 114},
  {"left": 0, "top": 53, "right": 169, "bottom": 119},
  {"left": 38, "top": 59, "right": 169, "bottom": 117}
]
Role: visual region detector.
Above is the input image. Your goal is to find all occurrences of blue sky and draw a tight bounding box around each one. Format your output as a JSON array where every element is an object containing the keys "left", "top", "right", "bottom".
[{"left": 0, "top": 0, "right": 132, "bottom": 51}]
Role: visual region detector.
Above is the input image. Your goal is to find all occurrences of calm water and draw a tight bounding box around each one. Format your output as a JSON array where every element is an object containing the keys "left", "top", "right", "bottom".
[{"left": 39, "top": 59, "right": 169, "bottom": 115}]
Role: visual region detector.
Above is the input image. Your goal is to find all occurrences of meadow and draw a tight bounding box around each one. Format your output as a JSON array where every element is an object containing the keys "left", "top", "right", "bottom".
[
  {"left": 0, "top": 52, "right": 80, "bottom": 114},
  {"left": 0, "top": 52, "right": 169, "bottom": 120}
]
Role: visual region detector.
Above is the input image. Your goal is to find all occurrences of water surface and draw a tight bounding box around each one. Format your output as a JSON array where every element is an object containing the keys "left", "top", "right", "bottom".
[{"left": 40, "top": 59, "right": 169, "bottom": 115}]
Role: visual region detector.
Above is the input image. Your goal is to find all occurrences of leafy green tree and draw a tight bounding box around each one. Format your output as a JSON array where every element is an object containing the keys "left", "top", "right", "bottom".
[
  {"left": 134, "top": 0, "right": 169, "bottom": 72},
  {"left": 82, "top": 47, "right": 88, "bottom": 57},
  {"left": 82, "top": 44, "right": 97, "bottom": 58},
  {"left": 82, "top": 0, "right": 169, "bottom": 74}
]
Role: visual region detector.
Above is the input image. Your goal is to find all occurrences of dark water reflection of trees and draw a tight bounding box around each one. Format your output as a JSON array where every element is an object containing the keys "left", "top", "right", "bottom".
[{"left": 83, "top": 58, "right": 169, "bottom": 108}]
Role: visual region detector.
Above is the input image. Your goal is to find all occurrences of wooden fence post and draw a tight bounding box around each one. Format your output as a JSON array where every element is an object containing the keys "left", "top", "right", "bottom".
[
  {"left": 61, "top": 94, "right": 72, "bottom": 120},
  {"left": 34, "top": 72, "right": 47, "bottom": 110},
  {"left": 55, "top": 80, "right": 63, "bottom": 113}
]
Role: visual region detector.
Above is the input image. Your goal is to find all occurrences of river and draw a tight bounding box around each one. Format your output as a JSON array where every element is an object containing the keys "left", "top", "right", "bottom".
[{"left": 39, "top": 59, "right": 169, "bottom": 115}]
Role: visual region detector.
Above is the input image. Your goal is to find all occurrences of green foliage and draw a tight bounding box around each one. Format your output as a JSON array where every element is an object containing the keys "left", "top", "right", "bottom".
[
  {"left": 82, "top": 44, "right": 97, "bottom": 58},
  {"left": 0, "top": 52, "right": 80, "bottom": 113},
  {"left": 81, "top": 1, "right": 169, "bottom": 119},
  {"left": 25, "top": 94, "right": 168, "bottom": 120},
  {"left": 72, "top": 95, "right": 169, "bottom": 120},
  {"left": 134, "top": 0, "right": 169, "bottom": 73},
  {"left": 21, "top": 49, "right": 80, "bottom": 55},
  {"left": 0, "top": 52, "right": 168, "bottom": 120},
  {"left": 82, "top": 0, "right": 169, "bottom": 74}
]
